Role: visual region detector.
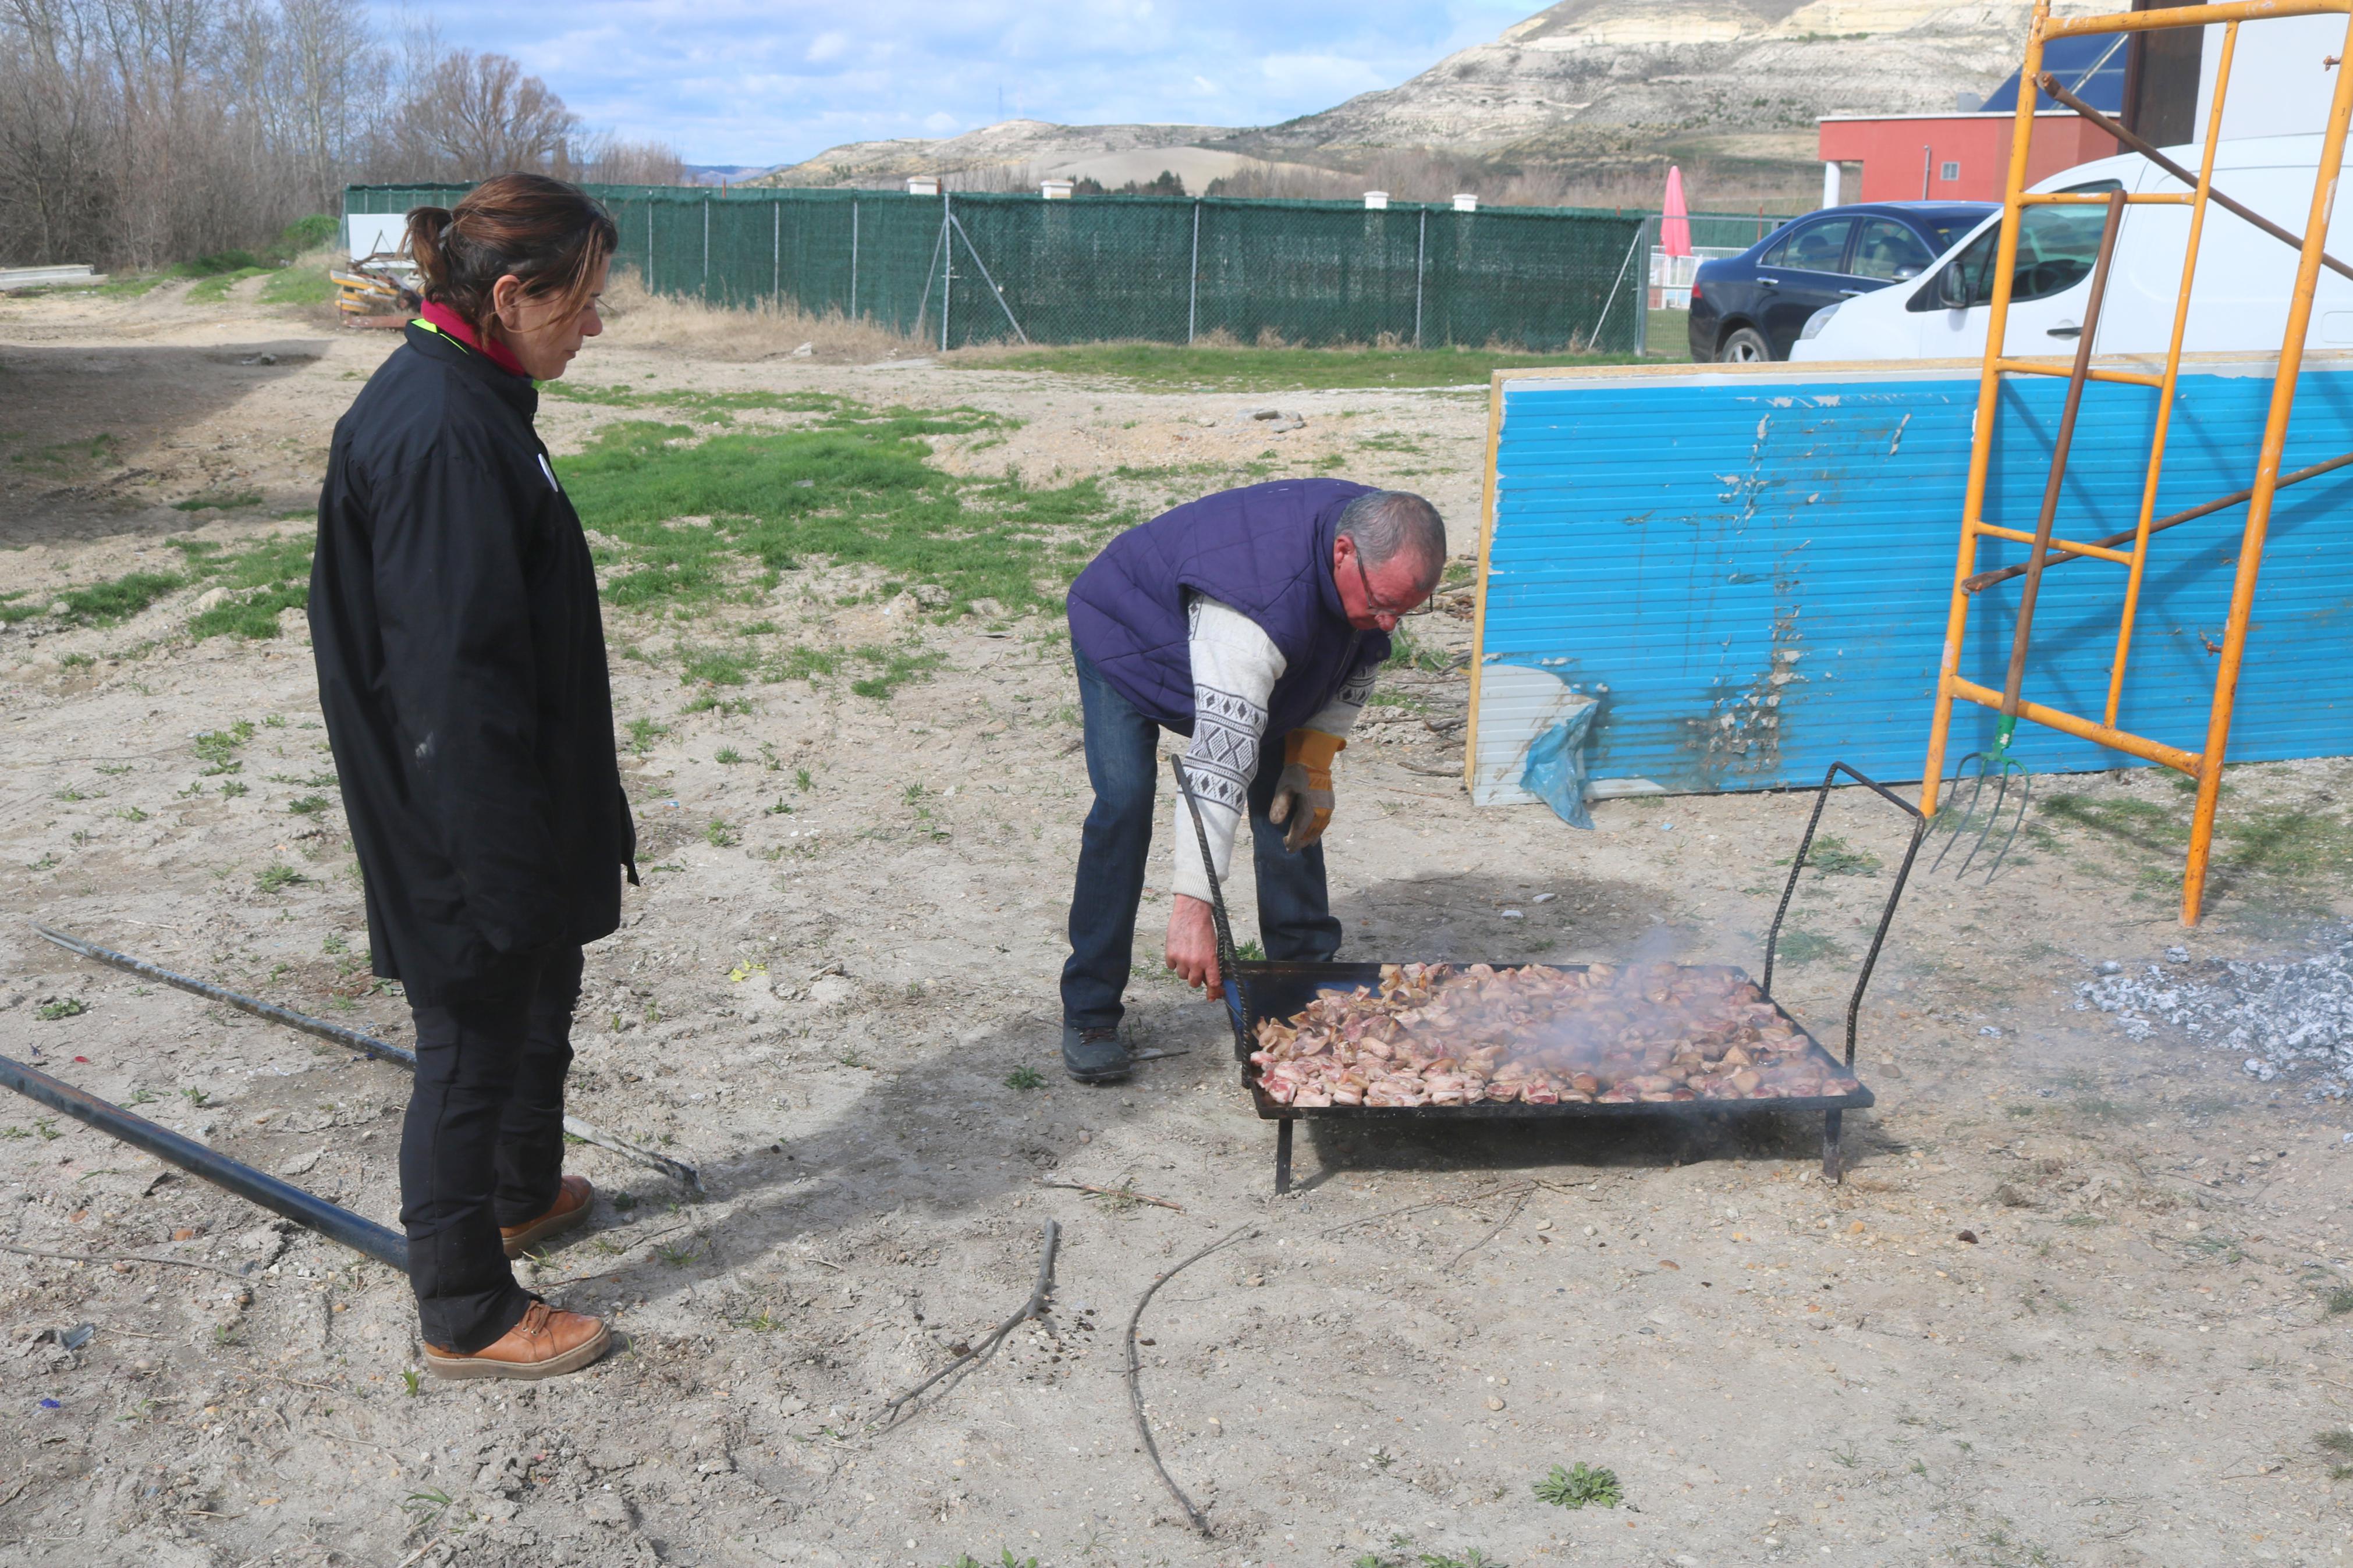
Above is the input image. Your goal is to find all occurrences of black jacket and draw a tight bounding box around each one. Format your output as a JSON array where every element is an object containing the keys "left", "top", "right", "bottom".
[{"left": 311, "top": 324, "right": 634, "bottom": 1004}]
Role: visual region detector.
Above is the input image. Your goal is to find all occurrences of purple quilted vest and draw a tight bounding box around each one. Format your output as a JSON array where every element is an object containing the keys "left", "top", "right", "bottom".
[{"left": 1067, "top": 479, "right": 1392, "bottom": 737}]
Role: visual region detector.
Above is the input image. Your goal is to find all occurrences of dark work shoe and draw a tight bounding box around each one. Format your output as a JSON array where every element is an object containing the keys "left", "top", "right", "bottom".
[{"left": 1061, "top": 1023, "right": 1130, "bottom": 1084}]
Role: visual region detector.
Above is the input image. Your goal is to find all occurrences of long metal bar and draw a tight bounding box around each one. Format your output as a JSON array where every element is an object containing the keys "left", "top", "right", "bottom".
[
  {"left": 1921, "top": 7, "right": 2051, "bottom": 818},
  {"left": 30, "top": 923, "right": 702, "bottom": 1191},
  {"left": 2039, "top": 72, "right": 2353, "bottom": 286},
  {"left": 1760, "top": 762, "right": 1928, "bottom": 1065},
  {"left": 1187, "top": 200, "right": 1199, "bottom": 345},
  {"left": 1962, "top": 444, "right": 2353, "bottom": 592},
  {"left": 2107, "top": 22, "right": 2239, "bottom": 726},
  {"left": 1972, "top": 522, "right": 2135, "bottom": 563},
  {"left": 2045, "top": 0, "right": 2351, "bottom": 35},
  {"left": 2000, "top": 191, "right": 2128, "bottom": 721},
  {"left": 850, "top": 199, "right": 860, "bottom": 318},
  {"left": 1414, "top": 208, "right": 1427, "bottom": 350},
  {"left": 2184, "top": 11, "right": 2353, "bottom": 922},
  {"left": 772, "top": 198, "right": 781, "bottom": 303},
  {"left": 941, "top": 190, "right": 953, "bottom": 353},
  {"left": 0, "top": 1050, "right": 408, "bottom": 1270},
  {"left": 1947, "top": 679, "right": 2203, "bottom": 771},
  {"left": 1990, "top": 358, "right": 2166, "bottom": 387}
]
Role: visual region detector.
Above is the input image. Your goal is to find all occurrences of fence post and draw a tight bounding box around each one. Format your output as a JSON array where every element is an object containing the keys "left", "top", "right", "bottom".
[
  {"left": 1187, "top": 200, "right": 1201, "bottom": 345},
  {"left": 772, "top": 198, "right": 780, "bottom": 303},
  {"left": 941, "top": 190, "right": 952, "bottom": 353},
  {"left": 702, "top": 195, "right": 711, "bottom": 300},
  {"left": 646, "top": 197, "right": 654, "bottom": 290},
  {"left": 850, "top": 200, "right": 860, "bottom": 318},
  {"left": 1414, "top": 207, "right": 1427, "bottom": 349}
]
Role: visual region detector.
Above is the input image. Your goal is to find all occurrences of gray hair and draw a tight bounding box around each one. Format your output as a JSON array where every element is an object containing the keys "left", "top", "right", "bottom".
[{"left": 1336, "top": 490, "right": 1446, "bottom": 592}]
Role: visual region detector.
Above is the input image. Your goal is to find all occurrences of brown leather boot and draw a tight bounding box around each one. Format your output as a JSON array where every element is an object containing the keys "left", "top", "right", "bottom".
[
  {"left": 501, "top": 1174, "right": 593, "bottom": 1259},
  {"left": 424, "top": 1301, "right": 612, "bottom": 1381}
]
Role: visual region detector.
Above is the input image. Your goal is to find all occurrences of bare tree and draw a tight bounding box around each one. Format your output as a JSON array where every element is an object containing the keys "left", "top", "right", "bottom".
[
  {"left": 408, "top": 48, "right": 577, "bottom": 180},
  {"left": 0, "top": 1, "right": 683, "bottom": 270}
]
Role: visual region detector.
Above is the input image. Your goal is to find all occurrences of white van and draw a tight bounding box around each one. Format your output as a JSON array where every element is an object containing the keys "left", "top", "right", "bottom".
[{"left": 1791, "top": 134, "right": 2353, "bottom": 362}]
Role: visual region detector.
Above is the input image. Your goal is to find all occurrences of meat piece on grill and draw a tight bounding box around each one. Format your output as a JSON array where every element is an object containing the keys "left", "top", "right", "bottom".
[{"left": 1249, "top": 961, "right": 1852, "bottom": 1105}]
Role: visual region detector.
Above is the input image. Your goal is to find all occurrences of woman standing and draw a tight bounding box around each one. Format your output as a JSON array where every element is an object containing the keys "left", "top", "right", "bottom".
[{"left": 311, "top": 174, "right": 635, "bottom": 1380}]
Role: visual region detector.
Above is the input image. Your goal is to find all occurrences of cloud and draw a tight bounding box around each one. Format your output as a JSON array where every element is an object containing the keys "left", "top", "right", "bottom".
[{"left": 360, "top": 1, "right": 1534, "bottom": 165}]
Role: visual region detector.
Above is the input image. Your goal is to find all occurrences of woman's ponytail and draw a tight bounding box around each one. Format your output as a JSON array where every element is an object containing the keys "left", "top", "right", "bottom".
[{"left": 403, "top": 206, "right": 455, "bottom": 289}]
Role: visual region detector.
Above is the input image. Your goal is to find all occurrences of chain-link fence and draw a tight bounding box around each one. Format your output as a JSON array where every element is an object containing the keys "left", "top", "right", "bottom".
[{"left": 346, "top": 183, "right": 1658, "bottom": 354}]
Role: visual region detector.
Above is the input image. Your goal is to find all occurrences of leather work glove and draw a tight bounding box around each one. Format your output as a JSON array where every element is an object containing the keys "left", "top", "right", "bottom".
[{"left": 1268, "top": 728, "right": 1346, "bottom": 852}]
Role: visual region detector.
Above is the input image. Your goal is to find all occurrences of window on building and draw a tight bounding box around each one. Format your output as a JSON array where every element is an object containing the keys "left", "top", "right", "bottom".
[{"left": 1940, "top": 160, "right": 1961, "bottom": 183}]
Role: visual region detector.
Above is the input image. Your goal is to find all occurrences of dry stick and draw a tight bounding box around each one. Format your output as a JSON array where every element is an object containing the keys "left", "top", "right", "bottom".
[
  {"left": 1038, "top": 1178, "right": 1185, "bottom": 1213},
  {"left": 1125, "top": 1222, "right": 1262, "bottom": 1537},
  {"left": 0, "top": 1238, "right": 247, "bottom": 1280},
  {"left": 876, "top": 1219, "right": 1059, "bottom": 1425},
  {"left": 1444, "top": 1183, "right": 1535, "bottom": 1271}
]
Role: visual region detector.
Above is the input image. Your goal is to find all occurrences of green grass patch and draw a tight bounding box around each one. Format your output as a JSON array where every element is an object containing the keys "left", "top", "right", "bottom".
[
  {"left": 187, "top": 266, "right": 270, "bottom": 304},
  {"left": 258, "top": 266, "right": 335, "bottom": 306},
  {"left": 173, "top": 489, "right": 264, "bottom": 512},
  {"left": 562, "top": 397, "right": 1119, "bottom": 621},
  {"left": 1773, "top": 928, "right": 1844, "bottom": 966},
  {"left": 11, "top": 433, "right": 121, "bottom": 476},
  {"left": 543, "top": 382, "right": 849, "bottom": 419},
  {"left": 58, "top": 571, "right": 183, "bottom": 627},
  {"left": 680, "top": 645, "right": 755, "bottom": 687},
  {"left": 1534, "top": 1461, "right": 1622, "bottom": 1510},
  {"left": 849, "top": 643, "right": 946, "bottom": 701},
  {"left": 950, "top": 342, "right": 1640, "bottom": 392},
  {"left": 175, "top": 534, "right": 313, "bottom": 639},
  {"left": 1807, "top": 834, "right": 1883, "bottom": 877}
]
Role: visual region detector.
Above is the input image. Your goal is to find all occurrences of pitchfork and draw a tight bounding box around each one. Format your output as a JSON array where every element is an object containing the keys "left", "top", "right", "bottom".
[{"left": 1932, "top": 189, "right": 2128, "bottom": 885}]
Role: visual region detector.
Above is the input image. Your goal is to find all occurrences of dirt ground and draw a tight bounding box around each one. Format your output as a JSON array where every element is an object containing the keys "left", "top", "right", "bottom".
[{"left": 3, "top": 278, "right": 2352, "bottom": 1568}]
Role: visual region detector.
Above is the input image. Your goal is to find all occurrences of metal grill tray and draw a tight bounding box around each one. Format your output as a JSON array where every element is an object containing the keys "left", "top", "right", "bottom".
[{"left": 1227, "top": 960, "right": 1875, "bottom": 1121}]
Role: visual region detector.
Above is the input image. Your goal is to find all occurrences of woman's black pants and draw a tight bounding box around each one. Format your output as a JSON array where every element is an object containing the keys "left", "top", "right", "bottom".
[{"left": 399, "top": 945, "right": 583, "bottom": 1352}]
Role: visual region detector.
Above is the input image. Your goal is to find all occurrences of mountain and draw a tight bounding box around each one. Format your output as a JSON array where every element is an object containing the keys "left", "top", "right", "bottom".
[
  {"left": 759, "top": 1, "right": 2099, "bottom": 191},
  {"left": 757, "top": 120, "right": 1236, "bottom": 189},
  {"left": 1234, "top": 0, "right": 2103, "bottom": 169}
]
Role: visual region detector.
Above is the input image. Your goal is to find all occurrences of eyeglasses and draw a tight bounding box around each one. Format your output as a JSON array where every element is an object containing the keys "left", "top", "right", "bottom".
[{"left": 1351, "top": 548, "right": 1437, "bottom": 619}]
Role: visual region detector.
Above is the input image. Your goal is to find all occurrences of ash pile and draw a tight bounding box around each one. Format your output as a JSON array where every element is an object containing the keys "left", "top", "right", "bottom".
[{"left": 2077, "top": 929, "right": 2353, "bottom": 1096}]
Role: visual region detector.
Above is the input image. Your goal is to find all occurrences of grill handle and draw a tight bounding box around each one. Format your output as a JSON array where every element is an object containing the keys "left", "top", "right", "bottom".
[
  {"left": 1763, "top": 760, "right": 1928, "bottom": 1067},
  {"left": 1169, "top": 755, "right": 1252, "bottom": 1060}
]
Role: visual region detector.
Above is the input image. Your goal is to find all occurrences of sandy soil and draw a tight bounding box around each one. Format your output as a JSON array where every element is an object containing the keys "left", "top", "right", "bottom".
[{"left": 3, "top": 280, "right": 2352, "bottom": 1568}]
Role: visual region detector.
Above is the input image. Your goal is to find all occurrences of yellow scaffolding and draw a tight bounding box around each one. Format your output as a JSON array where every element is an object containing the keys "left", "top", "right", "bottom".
[{"left": 1919, "top": 0, "right": 2353, "bottom": 924}]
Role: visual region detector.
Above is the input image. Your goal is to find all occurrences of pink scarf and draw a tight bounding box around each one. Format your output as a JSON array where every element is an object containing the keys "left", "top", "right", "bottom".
[{"left": 417, "top": 299, "right": 530, "bottom": 379}]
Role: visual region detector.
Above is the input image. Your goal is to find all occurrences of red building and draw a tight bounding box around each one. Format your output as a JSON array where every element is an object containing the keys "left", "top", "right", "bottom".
[{"left": 1817, "top": 111, "right": 2118, "bottom": 204}]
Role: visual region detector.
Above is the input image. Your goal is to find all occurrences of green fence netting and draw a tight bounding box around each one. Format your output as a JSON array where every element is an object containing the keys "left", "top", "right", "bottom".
[{"left": 345, "top": 183, "right": 1655, "bottom": 354}]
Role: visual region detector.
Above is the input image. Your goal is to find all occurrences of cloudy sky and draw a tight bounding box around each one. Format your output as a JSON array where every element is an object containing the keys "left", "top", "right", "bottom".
[{"left": 367, "top": 2, "right": 1538, "bottom": 167}]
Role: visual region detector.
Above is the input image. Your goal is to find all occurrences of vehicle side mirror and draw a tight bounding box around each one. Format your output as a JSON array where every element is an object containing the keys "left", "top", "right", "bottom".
[{"left": 1935, "top": 266, "right": 1969, "bottom": 310}]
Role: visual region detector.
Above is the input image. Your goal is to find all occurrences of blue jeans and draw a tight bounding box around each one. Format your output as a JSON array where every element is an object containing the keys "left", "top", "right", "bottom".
[{"left": 1062, "top": 648, "right": 1342, "bottom": 1027}]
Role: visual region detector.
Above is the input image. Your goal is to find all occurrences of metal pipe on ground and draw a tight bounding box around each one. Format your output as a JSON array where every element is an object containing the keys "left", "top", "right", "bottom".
[
  {"left": 30, "top": 922, "right": 702, "bottom": 1193},
  {"left": 0, "top": 1050, "right": 407, "bottom": 1270}
]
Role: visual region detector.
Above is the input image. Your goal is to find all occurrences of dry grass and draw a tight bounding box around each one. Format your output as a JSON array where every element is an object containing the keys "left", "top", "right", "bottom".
[{"left": 597, "top": 269, "right": 920, "bottom": 363}]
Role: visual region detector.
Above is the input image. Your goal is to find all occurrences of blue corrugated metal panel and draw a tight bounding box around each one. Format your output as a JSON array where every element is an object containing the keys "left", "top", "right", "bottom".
[{"left": 1473, "top": 357, "right": 2353, "bottom": 797}]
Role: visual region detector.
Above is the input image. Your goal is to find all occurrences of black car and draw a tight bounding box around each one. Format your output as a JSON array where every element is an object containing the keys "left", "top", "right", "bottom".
[{"left": 1687, "top": 202, "right": 1993, "bottom": 362}]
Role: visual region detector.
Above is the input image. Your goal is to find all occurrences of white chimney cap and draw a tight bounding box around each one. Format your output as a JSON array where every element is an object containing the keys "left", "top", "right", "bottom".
[
  {"left": 1453, "top": 193, "right": 1479, "bottom": 212},
  {"left": 1362, "top": 190, "right": 1390, "bottom": 210},
  {"left": 906, "top": 175, "right": 941, "bottom": 196}
]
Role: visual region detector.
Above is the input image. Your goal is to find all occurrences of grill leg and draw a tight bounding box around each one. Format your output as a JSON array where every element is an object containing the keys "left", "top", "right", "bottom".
[
  {"left": 1822, "top": 1109, "right": 1844, "bottom": 1184},
  {"left": 1274, "top": 1117, "right": 1295, "bottom": 1196}
]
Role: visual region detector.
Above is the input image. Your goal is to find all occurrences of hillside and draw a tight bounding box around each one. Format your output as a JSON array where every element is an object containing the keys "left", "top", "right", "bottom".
[
  {"left": 1237, "top": 0, "right": 2104, "bottom": 170},
  {"left": 764, "top": 0, "right": 2103, "bottom": 192}
]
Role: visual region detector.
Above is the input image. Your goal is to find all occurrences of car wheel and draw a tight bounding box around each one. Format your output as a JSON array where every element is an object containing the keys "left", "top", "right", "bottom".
[{"left": 1717, "top": 327, "right": 1773, "bottom": 364}]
